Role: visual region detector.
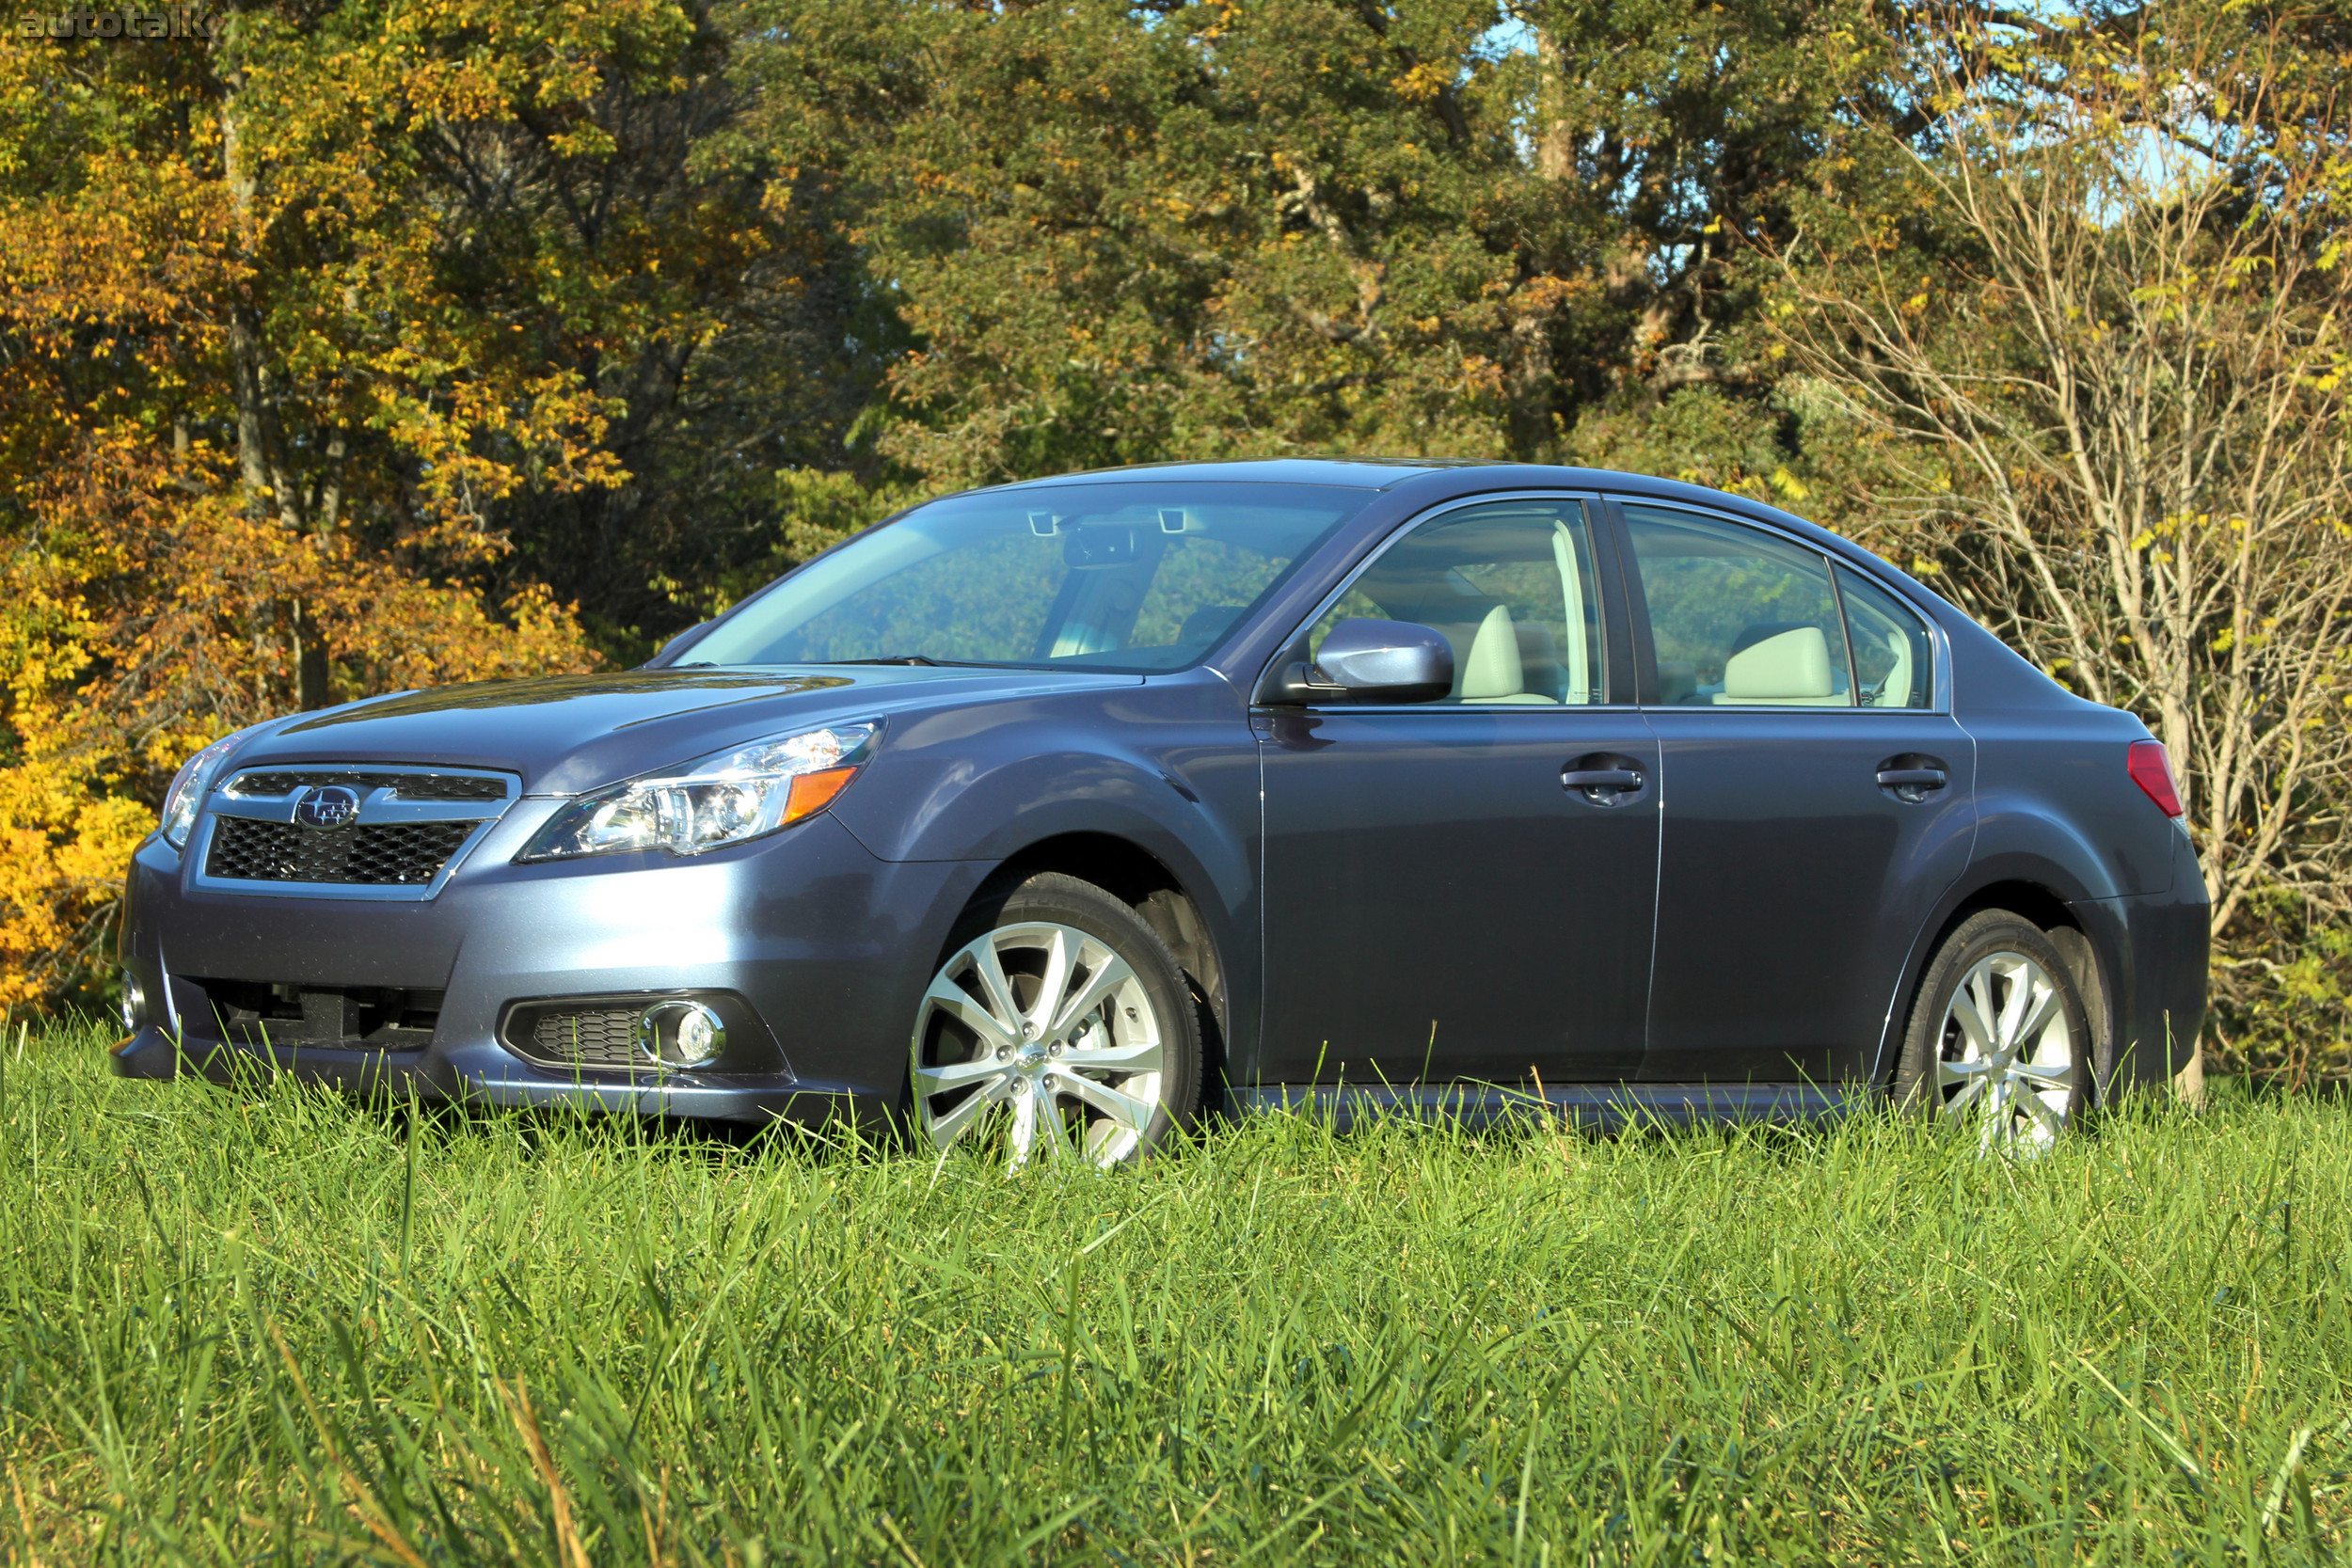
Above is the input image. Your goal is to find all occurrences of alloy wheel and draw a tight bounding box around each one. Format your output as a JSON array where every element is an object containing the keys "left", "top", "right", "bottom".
[
  {"left": 1932, "top": 949, "right": 2078, "bottom": 1153},
  {"left": 910, "top": 921, "right": 1168, "bottom": 1169}
]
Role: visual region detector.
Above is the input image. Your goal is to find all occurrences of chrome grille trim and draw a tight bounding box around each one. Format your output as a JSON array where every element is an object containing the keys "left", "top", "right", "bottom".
[
  {"left": 192, "top": 763, "right": 519, "bottom": 901},
  {"left": 224, "top": 768, "right": 509, "bottom": 803}
]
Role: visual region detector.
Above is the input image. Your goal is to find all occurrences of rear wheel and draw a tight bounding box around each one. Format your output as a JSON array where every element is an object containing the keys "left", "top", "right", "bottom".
[
  {"left": 908, "top": 872, "right": 1201, "bottom": 1169},
  {"left": 1895, "top": 911, "right": 2090, "bottom": 1154}
]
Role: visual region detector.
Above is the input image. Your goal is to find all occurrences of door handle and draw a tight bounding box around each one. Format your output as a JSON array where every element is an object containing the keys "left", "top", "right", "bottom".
[
  {"left": 1562, "top": 768, "right": 1645, "bottom": 791},
  {"left": 1876, "top": 768, "right": 1947, "bottom": 789}
]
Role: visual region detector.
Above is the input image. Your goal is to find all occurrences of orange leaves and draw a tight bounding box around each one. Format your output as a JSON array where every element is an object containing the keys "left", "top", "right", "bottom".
[
  {"left": 0, "top": 0, "right": 803, "bottom": 1004},
  {"left": 0, "top": 430, "right": 600, "bottom": 1003}
]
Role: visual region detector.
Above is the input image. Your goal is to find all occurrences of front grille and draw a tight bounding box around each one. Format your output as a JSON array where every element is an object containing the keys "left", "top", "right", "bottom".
[
  {"left": 224, "top": 769, "right": 509, "bottom": 802},
  {"left": 525, "top": 1006, "right": 646, "bottom": 1069},
  {"left": 207, "top": 816, "right": 476, "bottom": 885}
]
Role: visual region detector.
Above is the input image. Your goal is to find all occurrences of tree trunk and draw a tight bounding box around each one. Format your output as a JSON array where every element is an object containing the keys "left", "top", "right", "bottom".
[
  {"left": 294, "top": 599, "right": 331, "bottom": 710},
  {"left": 223, "top": 55, "right": 335, "bottom": 708}
]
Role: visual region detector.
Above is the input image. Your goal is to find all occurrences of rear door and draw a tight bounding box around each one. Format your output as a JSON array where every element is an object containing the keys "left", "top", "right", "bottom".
[
  {"left": 1255, "top": 495, "right": 1659, "bottom": 1087},
  {"left": 1609, "top": 500, "right": 1977, "bottom": 1085}
]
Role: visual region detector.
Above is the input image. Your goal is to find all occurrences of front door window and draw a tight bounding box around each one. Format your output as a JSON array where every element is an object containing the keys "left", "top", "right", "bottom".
[{"left": 1309, "top": 500, "right": 1606, "bottom": 705}]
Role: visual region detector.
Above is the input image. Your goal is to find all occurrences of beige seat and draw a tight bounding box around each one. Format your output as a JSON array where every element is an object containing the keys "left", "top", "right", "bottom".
[
  {"left": 1714, "top": 625, "right": 1848, "bottom": 706},
  {"left": 1459, "top": 605, "right": 1559, "bottom": 704}
]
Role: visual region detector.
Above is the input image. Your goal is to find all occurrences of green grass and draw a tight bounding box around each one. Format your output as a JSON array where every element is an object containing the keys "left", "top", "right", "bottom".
[{"left": 0, "top": 1016, "right": 2345, "bottom": 1564}]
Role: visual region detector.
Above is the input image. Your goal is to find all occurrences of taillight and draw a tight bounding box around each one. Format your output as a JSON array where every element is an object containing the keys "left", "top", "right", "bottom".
[{"left": 2127, "top": 739, "right": 2184, "bottom": 818}]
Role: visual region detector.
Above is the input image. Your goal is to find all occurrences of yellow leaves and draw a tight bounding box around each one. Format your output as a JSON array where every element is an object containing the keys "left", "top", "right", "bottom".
[
  {"left": 1390, "top": 61, "right": 1452, "bottom": 106},
  {"left": 0, "top": 421, "right": 605, "bottom": 1003},
  {"left": 548, "top": 126, "right": 620, "bottom": 161},
  {"left": 0, "top": 769, "right": 149, "bottom": 1007}
]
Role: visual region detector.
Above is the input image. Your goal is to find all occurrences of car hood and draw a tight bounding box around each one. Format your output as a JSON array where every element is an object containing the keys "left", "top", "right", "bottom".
[{"left": 226, "top": 667, "right": 1144, "bottom": 795}]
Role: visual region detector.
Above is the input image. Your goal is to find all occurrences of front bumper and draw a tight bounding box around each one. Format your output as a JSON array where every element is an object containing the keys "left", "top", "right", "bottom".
[{"left": 113, "top": 805, "right": 973, "bottom": 1125}]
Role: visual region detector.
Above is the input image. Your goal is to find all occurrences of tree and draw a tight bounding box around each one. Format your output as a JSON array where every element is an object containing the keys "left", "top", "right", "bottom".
[
  {"left": 725, "top": 0, "right": 1883, "bottom": 511},
  {"left": 1764, "top": 2, "right": 2352, "bottom": 1058},
  {"left": 0, "top": 0, "right": 787, "bottom": 1003}
]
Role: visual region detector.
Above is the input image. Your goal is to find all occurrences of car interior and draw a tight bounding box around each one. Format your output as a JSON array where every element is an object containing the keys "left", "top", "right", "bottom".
[
  {"left": 1311, "top": 501, "right": 1606, "bottom": 704},
  {"left": 1624, "top": 504, "right": 1861, "bottom": 706}
]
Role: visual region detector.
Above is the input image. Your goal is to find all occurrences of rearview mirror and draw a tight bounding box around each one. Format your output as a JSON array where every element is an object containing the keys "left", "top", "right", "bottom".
[{"left": 1262, "top": 619, "right": 1454, "bottom": 705}]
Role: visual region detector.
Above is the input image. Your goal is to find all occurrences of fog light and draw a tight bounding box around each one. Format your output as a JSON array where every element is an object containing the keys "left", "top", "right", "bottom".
[
  {"left": 634, "top": 1000, "right": 725, "bottom": 1068},
  {"left": 120, "top": 976, "right": 146, "bottom": 1032}
]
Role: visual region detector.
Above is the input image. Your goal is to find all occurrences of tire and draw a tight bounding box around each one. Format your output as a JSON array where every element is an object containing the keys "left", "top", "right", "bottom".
[
  {"left": 1894, "top": 910, "right": 2092, "bottom": 1153},
  {"left": 908, "top": 872, "right": 1202, "bottom": 1168}
]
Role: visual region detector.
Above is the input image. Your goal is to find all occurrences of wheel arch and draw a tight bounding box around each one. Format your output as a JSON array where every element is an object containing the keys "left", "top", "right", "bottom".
[
  {"left": 978, "top": 832, "right": 1232, "bottom": 1081},
  {"left": 1875, "top": 870, "right": 2116, "bottom": 1092}
]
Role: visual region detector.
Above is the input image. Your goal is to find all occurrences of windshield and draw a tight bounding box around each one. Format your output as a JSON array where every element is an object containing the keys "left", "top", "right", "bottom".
[{"left": 682, "top": 483, "right": 1370, "bottom": 673}]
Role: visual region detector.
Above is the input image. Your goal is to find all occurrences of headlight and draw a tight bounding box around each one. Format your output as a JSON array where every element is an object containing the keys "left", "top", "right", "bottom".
[
  {"left": 159, "top": 728, "right": 257, "bottom": 848},
  {"left": 516, "top": 721, "right": 880, "bottom": 863}
]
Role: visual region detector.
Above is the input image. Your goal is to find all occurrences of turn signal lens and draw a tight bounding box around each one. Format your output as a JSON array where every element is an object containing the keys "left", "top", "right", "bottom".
[
  {"left": 2127, "top": 739, "right": 2185, "bottom": 818},
  {"left": 783, "top": 765, "right": 859, "bottom": 825}
]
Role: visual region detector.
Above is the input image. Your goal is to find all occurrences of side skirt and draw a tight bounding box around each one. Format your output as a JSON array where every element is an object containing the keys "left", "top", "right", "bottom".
[{"left": 1227, "top": 1081, "right": 1858, "bottom": 1132}]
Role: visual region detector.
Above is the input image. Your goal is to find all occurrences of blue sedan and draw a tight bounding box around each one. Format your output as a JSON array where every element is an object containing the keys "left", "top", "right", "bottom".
[{"left": 114, "top": 460, "right": 2208, "bottom": 1162}]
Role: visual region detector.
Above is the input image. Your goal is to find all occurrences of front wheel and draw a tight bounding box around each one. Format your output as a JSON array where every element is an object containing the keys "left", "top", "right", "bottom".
[
  {"left": 1895, "top": 910, "right": 2091, "bottom": 1154},
  {"left": 909, "top": 872, "right": 1201, "bottom": 1169}
]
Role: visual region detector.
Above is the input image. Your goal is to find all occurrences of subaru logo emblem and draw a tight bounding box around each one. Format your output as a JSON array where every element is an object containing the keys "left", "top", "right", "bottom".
[{"left": 294, "top": 784, "right": 361, "bottom": 830}]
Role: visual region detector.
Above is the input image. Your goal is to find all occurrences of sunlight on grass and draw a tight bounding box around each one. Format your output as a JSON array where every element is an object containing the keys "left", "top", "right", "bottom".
[{"left": 0, "top": 1014, "right": 2342, "bottom": 1563}]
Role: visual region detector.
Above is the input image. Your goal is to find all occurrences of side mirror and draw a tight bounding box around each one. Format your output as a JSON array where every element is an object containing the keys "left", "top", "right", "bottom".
[{"left": 1261, "top": 619, "right": 1455, "bottom": 705}]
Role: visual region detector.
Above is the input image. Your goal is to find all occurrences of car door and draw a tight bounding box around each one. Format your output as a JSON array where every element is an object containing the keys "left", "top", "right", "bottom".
[
  {"left": 1609, "top": 499, "right": 1977, "bottom": 1085},
  {"left": 1255, "top": 496, "right": 1660, "bottom": 1087}
]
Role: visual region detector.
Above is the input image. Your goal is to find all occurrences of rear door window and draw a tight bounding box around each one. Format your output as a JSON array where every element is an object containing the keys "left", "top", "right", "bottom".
[
  {"left": 1621, "top": 505, "right": 1853, "bottom": 707},
  {"left": 1834, "top": 563, "right": 1936, "bottom": 708}
]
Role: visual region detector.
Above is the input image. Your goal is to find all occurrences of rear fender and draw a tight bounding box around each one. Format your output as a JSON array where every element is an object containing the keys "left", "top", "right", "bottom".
[{"left": 1864, "top": 838, "right": 2120, "bottom": 1089}]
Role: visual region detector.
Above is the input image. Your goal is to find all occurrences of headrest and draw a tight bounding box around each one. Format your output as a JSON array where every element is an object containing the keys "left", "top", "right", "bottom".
[
  {"left": 1458, "top": 605, "right": 1525, "bottom": 700},
  {"left": 1722, "top": 626, "right": 1832, "bottom": 699}
]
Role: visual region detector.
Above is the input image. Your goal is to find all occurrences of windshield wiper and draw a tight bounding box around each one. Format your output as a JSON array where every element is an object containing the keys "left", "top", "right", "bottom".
[{"left": 822, "top": 654, "right": 964, "bottom": 667}]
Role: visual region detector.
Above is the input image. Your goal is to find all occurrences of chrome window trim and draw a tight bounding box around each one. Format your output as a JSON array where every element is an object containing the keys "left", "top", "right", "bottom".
[
  {"left": 192, "top": 763, "right": 521, "bottom": 902},
  {"left": 1255, "top": 488, "right": 1632, "bottom": 714},
  {"left": 1607, "top": 496, "right": 1952, "bottom": 715}
]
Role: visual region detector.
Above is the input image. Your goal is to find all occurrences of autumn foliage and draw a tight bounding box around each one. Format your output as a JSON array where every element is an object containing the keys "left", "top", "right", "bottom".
[
  {"left": 0, "top": 0, "right": 764, "bottom": 1004},
  {"left": 1, "top": 0, "right": 2348, "bottom": 1073}
]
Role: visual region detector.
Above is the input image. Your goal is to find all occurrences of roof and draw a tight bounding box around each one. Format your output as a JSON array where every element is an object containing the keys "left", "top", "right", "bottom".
[{"left": 993, "top": 457, "right": 1506, "bottom": 491}]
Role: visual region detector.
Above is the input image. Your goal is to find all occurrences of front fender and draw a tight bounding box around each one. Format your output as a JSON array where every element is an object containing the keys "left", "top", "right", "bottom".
[{"left": 827, "top": 673, "right": 1263, "bottom": 1027}]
